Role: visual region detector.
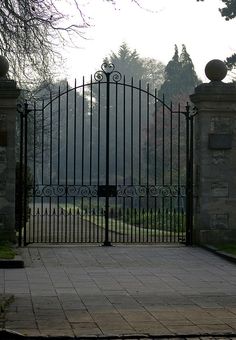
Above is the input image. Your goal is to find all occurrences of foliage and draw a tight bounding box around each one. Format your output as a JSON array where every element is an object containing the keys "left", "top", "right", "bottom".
[
  {"left": 107, "top": 42, "right": 165, "bottom": 90},
  {"left": 218, "top": 244, "right": 236, "bottom": 256},
  {"left": 197, "top": 0, "right": 236, "bottom": 20},
  {"left": 0, "top": 243, "right": 16, "bottom": 260},
  {"left": 197, "top": 0, "right": 236, "bottom": 69},
  {"left": 146, "top": 45, "right": 200, "bottom": 187},
  {"left": 158, "top": 44, "right": 200, "bottom": 102},
  {"left": 0, "top": 0, "right": 127, "bottom": 87},
  {"left": 117, "top": 208, "right": 186, "bottom": 231},
  {"left": 90, "top": 43, "right": 165, "bottom": 184}
]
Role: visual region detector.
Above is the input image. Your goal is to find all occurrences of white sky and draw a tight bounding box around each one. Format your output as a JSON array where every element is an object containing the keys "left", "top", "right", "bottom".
[{"left": 61, "top": 0, "right": 236, "bottom": 83}]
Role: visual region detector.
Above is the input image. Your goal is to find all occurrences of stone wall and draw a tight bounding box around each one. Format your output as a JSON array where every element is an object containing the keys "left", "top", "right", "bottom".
[
  {"left": 0, "top": 78, "right": 20, "bottom": 242},
  {"left": 191, "top": 70, "right": 236, "bottom": 246}
]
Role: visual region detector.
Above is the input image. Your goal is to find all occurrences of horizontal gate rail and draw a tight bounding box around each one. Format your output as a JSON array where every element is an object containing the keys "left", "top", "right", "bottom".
[{"left": 31, "top": 185, "right": 186, "bottom": 197}]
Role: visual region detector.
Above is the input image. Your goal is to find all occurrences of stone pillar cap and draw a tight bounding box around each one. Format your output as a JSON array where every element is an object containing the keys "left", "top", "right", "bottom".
[
  {"left": 205, "top": 59, "right": 227, "bottom": 82},
  {"left": 0, "top": 56, "right": 9, "bottom": 78}
]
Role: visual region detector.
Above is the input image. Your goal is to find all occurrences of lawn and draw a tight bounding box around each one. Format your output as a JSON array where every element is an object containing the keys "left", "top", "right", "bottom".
[
  {"left": 59, "top": 204, "right": 186, "bottom": 239},
  {"left": 218, "top": 244, "right": 236, "bottom": 256},
  {"left": 0, "top": 243, "right": 16, "bottom": 259}
]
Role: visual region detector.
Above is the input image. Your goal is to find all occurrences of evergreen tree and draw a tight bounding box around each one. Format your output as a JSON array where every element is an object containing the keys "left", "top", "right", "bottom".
[
  {"left": 90, "top": 43, "right": 166, "bottom": 185},
  {"left": 158, "top": 44, "right": 200, "bottom": 103},
  {"left": 108, "top": 43, "right": 145, "bottom": 81},
  {"left": 158, "top": 45, "right": 182, "bottom": 101},
  {"left": 146, "top": 45, "right": 201, "bottom": 192},
  {"left": 106, "top": 42, "right": 165, "bottom": 90},
  {"left": 180, "top": 44, "right": 200, "bottom": 92}
]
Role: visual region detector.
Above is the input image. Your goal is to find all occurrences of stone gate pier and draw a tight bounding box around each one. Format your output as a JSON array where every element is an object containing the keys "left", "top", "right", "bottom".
[
  {"left": 191, "top": 59, "right": 236, "bottom": 246},
  {"left": 0, "top": 57, "right": 20, "bottom": 242}
]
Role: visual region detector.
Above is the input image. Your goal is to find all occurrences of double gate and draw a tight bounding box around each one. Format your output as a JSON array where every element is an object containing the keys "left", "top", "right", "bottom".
[{"left": 17, "top": 63, "right": 195, "bottom": 246}]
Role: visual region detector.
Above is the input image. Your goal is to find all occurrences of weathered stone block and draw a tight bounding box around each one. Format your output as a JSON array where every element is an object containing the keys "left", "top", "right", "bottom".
[
  {"left": 208, "top": 133, "right": 232, "bottom": 150},
  {"left": 211, "top": 182, "right": 228, "bottom": 197},
  {"left": 211, "top": 213, "right": 229, "bottom": 229},
  {"left": 210, "top": 116, "right": 233, "bottom": 133}
]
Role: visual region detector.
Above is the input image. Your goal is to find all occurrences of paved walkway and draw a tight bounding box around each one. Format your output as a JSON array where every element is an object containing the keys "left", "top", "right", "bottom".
[{"left": 1, "top": 245, "right": 236, "bottom": 338}]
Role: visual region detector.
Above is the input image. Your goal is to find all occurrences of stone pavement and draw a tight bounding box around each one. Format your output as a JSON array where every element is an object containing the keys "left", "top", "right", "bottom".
[{"left": 1, "top": 245, "right": 236, "bottom": 338}]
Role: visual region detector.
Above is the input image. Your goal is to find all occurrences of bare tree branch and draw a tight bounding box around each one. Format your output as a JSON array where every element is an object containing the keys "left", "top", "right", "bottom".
[{"left": 0, "top": 0, "right": 90, "bottom": 89}]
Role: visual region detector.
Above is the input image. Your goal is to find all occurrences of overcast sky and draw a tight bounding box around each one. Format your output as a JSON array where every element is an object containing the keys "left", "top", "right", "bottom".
[{"left": 61, "top": 0, "right": 236, "bottom": 83}]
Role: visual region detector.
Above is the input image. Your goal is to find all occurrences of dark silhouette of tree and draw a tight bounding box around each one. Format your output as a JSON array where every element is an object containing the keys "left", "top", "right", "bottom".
[
  {"left": 158, "top": 44, "right": 200, "bottom": 103},
  {"left": 146, "top": 45, "right": 200, "bottom": 195},
  {"left": 0, "top": 0, "right": 90, "bottom": 86},
  {"left": 197, "top": 0, "right": 236, "bottom": 69},
  {"left": 0, "top": 1, "right": 137, "bottom": 87},
  {"left": 197, "top": 0, "right": 236, "bottom": 20}
]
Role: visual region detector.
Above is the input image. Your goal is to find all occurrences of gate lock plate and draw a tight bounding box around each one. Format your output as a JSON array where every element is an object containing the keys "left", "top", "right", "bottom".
[{"left": 98, "top": 185, "right": 117, "bottom": 197}]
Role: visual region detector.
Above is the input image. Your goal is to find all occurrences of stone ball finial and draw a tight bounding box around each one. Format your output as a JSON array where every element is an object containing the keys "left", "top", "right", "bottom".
[
  {"left": 205, "top": 59, "right": 227, "bottom": 82},
  {"left": 0, "top": 56, "right": 9, "bottom": 78}
]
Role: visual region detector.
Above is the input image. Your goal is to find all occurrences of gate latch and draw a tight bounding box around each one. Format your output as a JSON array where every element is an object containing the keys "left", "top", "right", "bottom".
[{"left": 98, "top": 185, "right": 117, "bottom": 197}]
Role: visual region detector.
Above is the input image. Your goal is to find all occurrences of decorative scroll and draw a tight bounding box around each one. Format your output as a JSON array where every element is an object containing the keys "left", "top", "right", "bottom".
[
  {"left": 34, "top": 185, "right": 98, "bottom": 197},
  {"left": 116, "top": 185, "right": 186, "bottom": 198},
  {"left": 33, "top": 185, "right": 186, "bottom": 198},
  {"left": 94, "top": 62, "right": 122, "bottom": 83}
]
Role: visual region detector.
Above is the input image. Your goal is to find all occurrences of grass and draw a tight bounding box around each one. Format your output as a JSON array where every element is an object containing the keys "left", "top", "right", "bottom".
[
  {"left": 0, "top": 243, "right": 16, "bottom": 260},
  {"left": 59, "top": 204, "right": 185, "bottom": 239},
  {"left": 218, "top": 244, "right": 236, "bottom": 256}
]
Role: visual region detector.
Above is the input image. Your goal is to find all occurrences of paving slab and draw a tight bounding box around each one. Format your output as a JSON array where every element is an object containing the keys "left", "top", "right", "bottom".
[{"left": 1, "top": 245, "right": 236, "bottom": 337}]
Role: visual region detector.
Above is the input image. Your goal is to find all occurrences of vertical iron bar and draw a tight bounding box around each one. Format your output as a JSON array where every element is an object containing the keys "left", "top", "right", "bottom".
[
  {"left": 177, "top": 104, "right": 181, "bottom": 242},
  {"left": 89, "top": 76, "right": 93, "bottom": 243},
  {"left": 97, "top": 81, "right": 101, "bottom": 243},
  {"left": 49, "top": 92, "right": 53, "bottom": 243},
  {"left": 81, "top": 77, "right": 85, "bottom": 242},
  {"left": 65, "top": 82, "right": 69, "bottom": 243},
  {"left": 41, "top": 100, "right": 44, "bottom": 243},
  {"left": 189, "top": 115, "right": 194, "bottom": 245},
  {"left": 23, "top": 102, "right": 29, "bottom": 246},
  {"left": 170, "top": 103, "right": 173, "bottom": 243},
  {"left": 138, "top": 80, "right": 142, "bottom": 243},
  {"left": 131, "top": 78, "right": 134, "bottom": 243},
  {"left": 115, "top": 81, "right": 118, "bottom": 243},
  {"left": 146, "top": 83, "right": 150, "bottom": 242},
  {"left": 73, "top": 79, "right": 77, "bottom": 243},
  {"left": 57, "top": 87, "right": 61, "bottom": 243},
  {"left": 33, "top": 102, "right": 36, "bottom": 243},
  {"left": 154, "top": 89, "right": 158, "bottom": 243},
  {"left": 103, "top": 71, "right": 112, "bottom": 246},
  {"left": 185, "top": 103, "right": 191, "bottom": 245},
  {"left": 18, "top": 108, "right": 24, "bottom": 246},
  {"left": 162, "top": 95, "right": 165, "bottom": 242},
  {"left": 122, "top": 76, "right": 126, "bottom": 243}
]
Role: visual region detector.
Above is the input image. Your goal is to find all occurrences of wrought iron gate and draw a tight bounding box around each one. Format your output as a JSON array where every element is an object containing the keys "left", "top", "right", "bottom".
[{"left": 17, "top": 63, "right": 195, "bottom": 246}]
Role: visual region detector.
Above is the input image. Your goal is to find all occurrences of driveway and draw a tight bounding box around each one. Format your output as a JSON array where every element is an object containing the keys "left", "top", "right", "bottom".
[{"left": 2, "top": 245, "right": 236, "bottom": 337}]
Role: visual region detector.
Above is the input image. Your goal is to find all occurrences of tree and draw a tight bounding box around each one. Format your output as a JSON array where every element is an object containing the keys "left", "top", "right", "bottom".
[
  {"left": 91, "top": 43, "right": 165, "bottom": 186},
  {"left": 0, "top": 0, "right": 90, "bottom": 87},
  {"left": 107, "top": 42, "right": 165, "bottom": 90},
  {"left": 146, "top": 45, "right": 200, "bottom": 192},
  {"left": 158, "top": 44, "right": 200, "bottom": 103},
  {"left": 197, "top": 0, "right": 236, "bottom": 20},
  {"left": 197, "top": 0, "right": 236, "bottom": 69},
  {"left": 0, "top": 0, "right": 137, "bottom": 88}
]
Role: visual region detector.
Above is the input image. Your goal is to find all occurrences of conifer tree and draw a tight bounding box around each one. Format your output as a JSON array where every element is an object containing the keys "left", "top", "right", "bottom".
[{"left": 158, "top": 45, "right": 200, "bottom": 103}]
